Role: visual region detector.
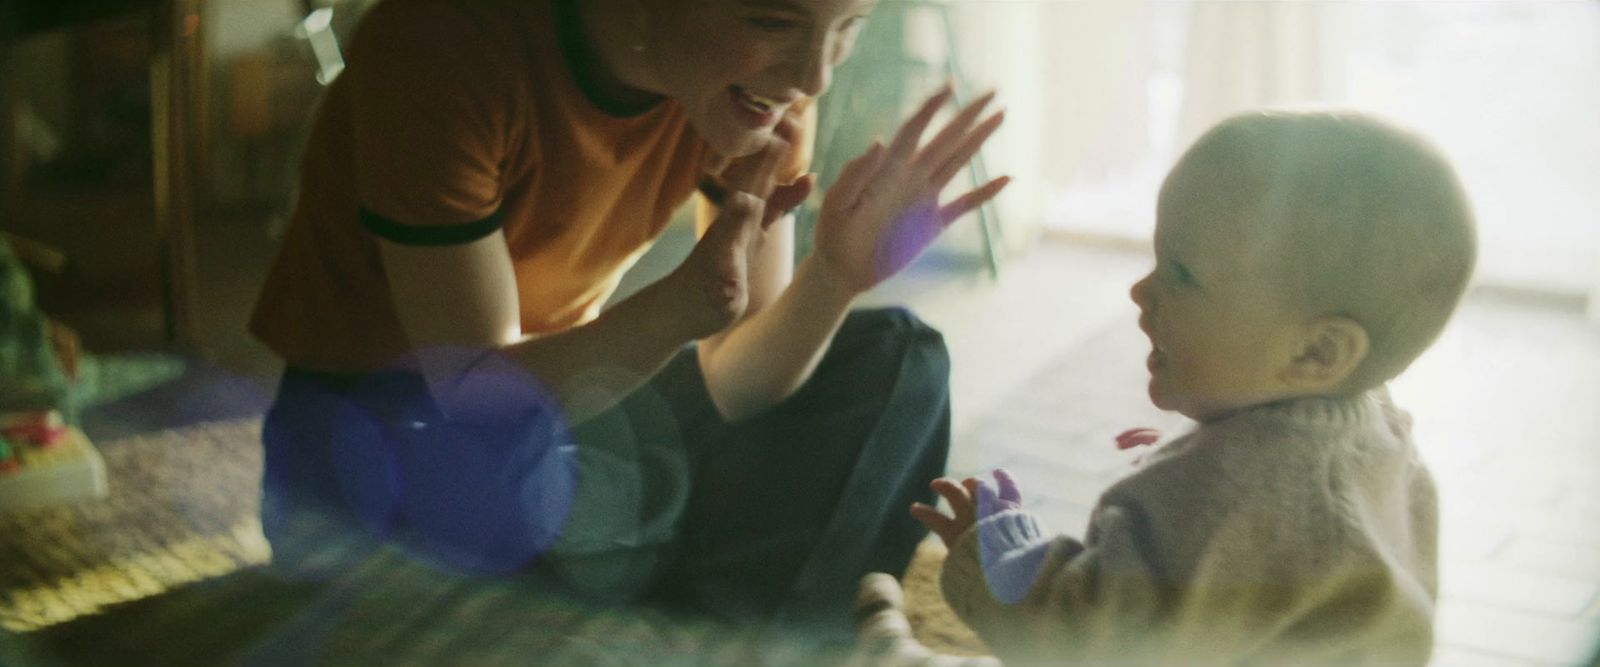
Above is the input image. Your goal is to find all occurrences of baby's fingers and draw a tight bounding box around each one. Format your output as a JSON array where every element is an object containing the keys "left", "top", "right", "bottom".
[
  {"left": 909, "top": 502, "right": 945, "bottom": 526},
  {"left": 932, "top": 478, "right": 976, "bottom": 523},
  {"left": 910, "top": 502, "right": 959, "bottom": 544}
]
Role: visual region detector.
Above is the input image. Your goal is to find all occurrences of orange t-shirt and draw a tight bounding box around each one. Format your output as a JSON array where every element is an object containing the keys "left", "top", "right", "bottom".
[{"left": 251, "top": 0, "right": 809, "bottom": 373}]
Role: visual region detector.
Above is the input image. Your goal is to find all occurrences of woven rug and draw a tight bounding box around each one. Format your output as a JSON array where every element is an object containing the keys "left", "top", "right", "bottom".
[
  {"left": 0, "top": 415, "right": 990, "bottom": 664},
  {"left": 0, "top": 314, "right": 1185, "bottom": 663},
  {"left": 900, "top": 541, "right": 988, "bottom": 656},
  {"left": 0, "top": 419, "right": 270, "bottom": 632}
]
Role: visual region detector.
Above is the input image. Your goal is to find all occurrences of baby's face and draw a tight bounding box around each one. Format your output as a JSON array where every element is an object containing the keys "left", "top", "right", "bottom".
[{"left": 1129, "top": 168, "right": 1307, "bottom": 421}]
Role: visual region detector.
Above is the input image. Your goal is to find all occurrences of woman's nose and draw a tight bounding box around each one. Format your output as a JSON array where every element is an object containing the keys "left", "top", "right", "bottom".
[{"left": 789, "top": 41, "right": 832, "bottom": 98}]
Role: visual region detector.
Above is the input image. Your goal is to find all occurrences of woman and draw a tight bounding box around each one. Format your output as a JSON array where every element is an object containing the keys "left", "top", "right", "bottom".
[{"left": 250, "top": 0, "right": 1007, "bottom": 639}]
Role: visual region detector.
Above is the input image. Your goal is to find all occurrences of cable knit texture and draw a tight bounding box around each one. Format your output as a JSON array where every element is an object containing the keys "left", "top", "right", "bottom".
[
  {"left": 942, "top": 390, "right": 1438, "bottom": 666},
  {"left": 974, "top": 511, "right": 1051, "bottom": 605}
]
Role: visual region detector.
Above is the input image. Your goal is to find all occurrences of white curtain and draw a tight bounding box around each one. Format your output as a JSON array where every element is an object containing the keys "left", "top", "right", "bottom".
[
  {"left": 1590, "top": 274, "right": 1600, "bottom": 329},
  {"left": 947, "top": 0, "right": 1168, "bottom": 247},
  {"left": 1174, "top": 1, "right": 1351, "bottom": 150},
  {"left": 941, "top": 0, "right": 1599, "bottom": 305},
  {"left": 946, "top": 1, "right": 1348, "bottom": 244}
]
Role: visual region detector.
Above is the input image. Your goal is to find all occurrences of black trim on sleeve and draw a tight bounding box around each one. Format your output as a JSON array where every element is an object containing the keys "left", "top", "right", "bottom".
[
  {"left": 697, "top": 179, "right": 729, "bottom": 207},
  {"left": 358, "top": 207, "right": 506, "bottom": 246}
]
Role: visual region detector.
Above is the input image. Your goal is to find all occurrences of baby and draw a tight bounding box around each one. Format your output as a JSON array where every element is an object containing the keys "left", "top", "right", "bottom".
[{"left": 901, "top": 110, "right": 1476, "bottom": 666}]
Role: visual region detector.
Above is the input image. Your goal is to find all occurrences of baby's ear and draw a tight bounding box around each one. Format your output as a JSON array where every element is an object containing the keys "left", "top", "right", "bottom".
[{"left": 1281, "top": 316, "right": 1369, "bottom": 391}]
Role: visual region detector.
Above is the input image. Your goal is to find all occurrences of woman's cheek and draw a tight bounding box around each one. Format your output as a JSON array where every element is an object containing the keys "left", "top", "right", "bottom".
[{"left": 674, "top": 25, "right": 778, "bottom": 79}]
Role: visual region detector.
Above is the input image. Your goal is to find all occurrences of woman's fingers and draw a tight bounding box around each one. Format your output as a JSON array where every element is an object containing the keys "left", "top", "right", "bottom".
[
  {"left": 713, "top": 130, "right": 794, "bottom": 200},
  {"left": 764, "top": 173, "right": 815, "bottom": 227},
  {"left": 886, "top": 84, "right": 954, "bottom": 163},
  {"left": 927, "top": 110, "right": 1005, "bottom": 190},
  {"left": 752, "top": 137, "right": 792, "bottom": 199},
  {"left": 699, "top": 192, "right": 765, "bottom": 276},
  {"left": 829, "top": 141, "right": 887, "bottom": 207},
  {"left": 773, "top": 108, "right": 806, "bottom": 146},
  {"left": 936, "top": 175, "right": 1011, "bottom": 226},
  {"left": 916, "top": 90, "right": 996, "bottom": 179}
]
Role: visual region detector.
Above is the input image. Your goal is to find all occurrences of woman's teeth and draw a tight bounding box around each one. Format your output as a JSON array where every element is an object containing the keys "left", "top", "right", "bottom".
[{"left": 736, "top": 88, "right": 780, "bottom": 114}]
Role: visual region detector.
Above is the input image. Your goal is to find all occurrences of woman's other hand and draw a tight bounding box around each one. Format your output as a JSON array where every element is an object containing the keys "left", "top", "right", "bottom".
[
  {"left": 663, "top": 192, "right": 768, "bottom": 340},
  {"left": 812, "top": 84, "right": 1009, "bottom": 295},
  {"left": 704, "top": 110, "right": 817, "bottom": 228}
]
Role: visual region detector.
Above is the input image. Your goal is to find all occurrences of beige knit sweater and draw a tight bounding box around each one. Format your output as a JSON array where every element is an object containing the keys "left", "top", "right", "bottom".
[{"left": 941, "top": 391, "right": 1438, "bottom": 666}]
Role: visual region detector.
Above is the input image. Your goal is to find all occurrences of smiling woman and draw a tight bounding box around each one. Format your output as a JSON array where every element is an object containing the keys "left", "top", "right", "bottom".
[
  {"left": 246, "top": 0, "right": 1006, "bottom": 649},
  {"left": 581, "top": 0, "right": 875, "bottom": 157}
]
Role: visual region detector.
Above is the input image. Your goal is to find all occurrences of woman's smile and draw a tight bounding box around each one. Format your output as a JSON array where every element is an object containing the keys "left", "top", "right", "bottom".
[{"left": 728, "top": 85, "right": 788, "bottom": 129}]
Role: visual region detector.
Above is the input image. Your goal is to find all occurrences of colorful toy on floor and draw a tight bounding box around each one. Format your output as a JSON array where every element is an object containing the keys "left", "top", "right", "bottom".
[
  {"left": 0, "top": 410, "right": 107, "bottom": 512},
  {"left": 1, "top": 409, "right": 67, "bottom": 447}
]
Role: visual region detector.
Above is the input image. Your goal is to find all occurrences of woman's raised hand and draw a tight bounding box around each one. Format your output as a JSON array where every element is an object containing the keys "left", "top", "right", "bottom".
[{"left": 812, "top": 85, "right": 1009, "bottom": 294}]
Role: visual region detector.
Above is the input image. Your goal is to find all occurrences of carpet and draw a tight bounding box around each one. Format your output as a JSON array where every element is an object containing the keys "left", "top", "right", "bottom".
[
  {"left": 0, "top": 316, "right": 1183, "bottom": 663},
  {"left": 899, "top": 541, "right": 989, "bottom": 656},
  {"left": 0, "top": 314, "right": 1193, "bottom": 664},
  {"left": 0, "top": 416, "right": 989, "bottom": 664},
  {"left": 0, "top": 419, "right": 270, "bottom": 633}
]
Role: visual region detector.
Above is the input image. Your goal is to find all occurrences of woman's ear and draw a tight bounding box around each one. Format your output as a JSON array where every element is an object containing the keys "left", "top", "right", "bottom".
[{"left": 1281, "top": 316, "right": 1369, "bottom": 391}]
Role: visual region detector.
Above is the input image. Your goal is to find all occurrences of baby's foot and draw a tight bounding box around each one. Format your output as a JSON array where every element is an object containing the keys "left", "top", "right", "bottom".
[{"left": 851, "top": 573, "right": 1001, "bottom": 667}]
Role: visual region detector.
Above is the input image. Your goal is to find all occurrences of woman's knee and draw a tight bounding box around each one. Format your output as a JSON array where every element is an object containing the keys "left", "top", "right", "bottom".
[{"left": 833, "top": 307, "right": 951, "bottom": 390}]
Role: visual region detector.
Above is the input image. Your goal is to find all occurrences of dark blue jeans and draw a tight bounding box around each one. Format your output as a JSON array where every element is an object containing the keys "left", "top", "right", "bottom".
[{"left": 260, "top": 307, "right": 950, "bottom": 637}]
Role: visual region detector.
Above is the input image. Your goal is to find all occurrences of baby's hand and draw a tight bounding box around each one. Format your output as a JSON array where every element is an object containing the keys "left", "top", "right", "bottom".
[
  {"left": 910, "top": 476, "right": 979, "bottom": 548},
  {"left": 912, "top": 469, "right": 1029, "bottom": 548}
]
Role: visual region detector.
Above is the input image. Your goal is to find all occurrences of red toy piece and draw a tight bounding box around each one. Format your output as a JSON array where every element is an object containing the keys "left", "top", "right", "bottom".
[{"left": 0, "top": 410, "right": 67, "bottom": 447}]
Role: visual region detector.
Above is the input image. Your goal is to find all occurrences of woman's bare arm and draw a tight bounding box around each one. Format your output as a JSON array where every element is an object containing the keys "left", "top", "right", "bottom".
[{"left": 380, "top": 195, "right": 768, "bottom": 425}]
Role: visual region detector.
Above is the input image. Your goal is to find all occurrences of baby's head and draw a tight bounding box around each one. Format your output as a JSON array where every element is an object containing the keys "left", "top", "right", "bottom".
[{"left": 1131, "top": 110, "right": 1476, "bottom": 421}]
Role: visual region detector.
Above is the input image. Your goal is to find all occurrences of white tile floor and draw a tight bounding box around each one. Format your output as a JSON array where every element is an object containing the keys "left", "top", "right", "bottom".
[{"left": 873, "top": 239, "right": 1600, "bottom": 667}]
